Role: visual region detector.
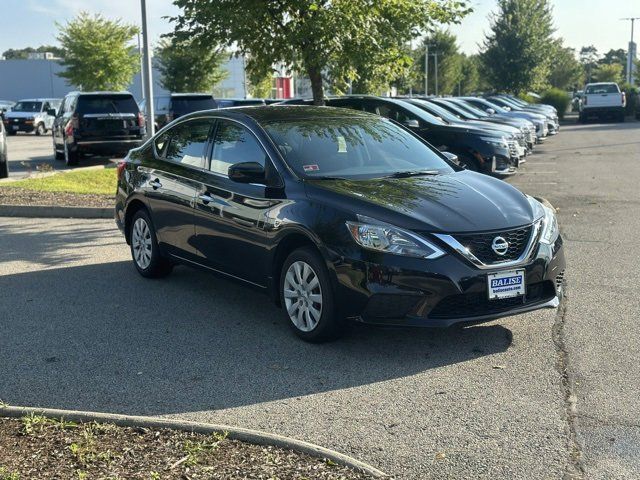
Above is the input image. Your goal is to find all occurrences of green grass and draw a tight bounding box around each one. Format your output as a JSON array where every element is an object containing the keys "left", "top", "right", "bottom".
[{"left": 2, "top": 168, "right": 116, "bottom": 195}]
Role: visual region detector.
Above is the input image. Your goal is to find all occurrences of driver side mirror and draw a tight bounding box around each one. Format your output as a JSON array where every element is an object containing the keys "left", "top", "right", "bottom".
[
  {"left": 403, "top": 119, "right": 420, "bottom": 128},
  {"left": 486, "top": 108, "right": 496, "bottom": 115},
  {"left": 47, "top": 109, "right": 57, "bottom": 116},
  {"left": 228, "top": 161, "right": 266, "bottom": 184},
  {"left": 442, "top": 151, "right": 459, "bottom": 164}
]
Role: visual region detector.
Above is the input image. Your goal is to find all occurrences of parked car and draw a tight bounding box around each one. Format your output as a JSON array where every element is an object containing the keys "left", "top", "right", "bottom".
[
  {"left": 217, "top": 98, "right": 266, "bottom": 108},
  {"left": 139, "top": 93, "right": 218, "bottom": 130},
  {"left": 3, "top": 98, "right": 61, "bottom": 135},
  {"left": 579, "top": 82, "right": 626, "bottom": 122},
  {"left": 459, "top": 97, "right": 549, "bottom": 141},
  {"left": 486, "top": 96, "right": 559, "bottom": 135},
  {"left": 52, "top": 91, "right": 145, "bottom": 166},
  {"left": 115, "top": 106, "right": 565, "bottom": 342},
  {"left": 0, "top": 116, "right": 8, "bottom": 179},
  {"left": 325, "top": 96, "right": 518, "bottom": 175},
  {"left": 0, "top": 100, "right": 15, "bottom": 120},
  {"left": 428, "top": 97, "right": 538, "bottom": 150},
  {"left": 402, "top": 97, "right": 529, "bottom": 161}
]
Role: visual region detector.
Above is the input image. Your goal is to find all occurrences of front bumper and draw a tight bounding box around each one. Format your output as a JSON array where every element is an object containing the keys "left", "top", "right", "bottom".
[
  {"left": 331, "top": 235, "right": 566, "bottom": 328},
  {"left": 3, "top": 118, "right": 35, "bottom": 132}
]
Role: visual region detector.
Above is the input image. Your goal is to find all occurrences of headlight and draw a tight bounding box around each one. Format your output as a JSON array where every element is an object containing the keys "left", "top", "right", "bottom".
[
  {"left": 346, "top": 216, "right": 445, "bottom": 259},
  {"left": 527, "top": 196, "right": 559, "bottom": 244},
  {"left": 540, "top": 204, "right": 559, "bottom": 244},
  {"left": 480, "top": 136, "right": 508, "bottom": 149}
]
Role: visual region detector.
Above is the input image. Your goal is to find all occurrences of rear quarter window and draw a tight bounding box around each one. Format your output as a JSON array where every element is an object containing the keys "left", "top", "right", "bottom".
[{"left": 585, "top": 84, "right": 620, "bottom": 94}]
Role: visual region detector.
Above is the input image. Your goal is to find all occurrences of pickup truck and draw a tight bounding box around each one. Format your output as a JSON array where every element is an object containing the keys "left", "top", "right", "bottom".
[{"left": 579, "top": 82, "right": 626, "bottom": 122}]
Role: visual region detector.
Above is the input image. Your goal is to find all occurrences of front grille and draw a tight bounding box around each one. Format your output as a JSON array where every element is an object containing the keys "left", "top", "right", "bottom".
[
  {"left": 508, "top": 140, "right": 518, "bottom": 158},
  {"left": 454, "top": 225, "right": 533, "bottom": 264},
  {"left": 555, "top": 270, "right": 566, "bottom": 291},
  {"left": 429, "top": 281, "right": 555, "bottom": 319},
  {"left": 517, "top": 134, "right": 526, "bottom": 147}
]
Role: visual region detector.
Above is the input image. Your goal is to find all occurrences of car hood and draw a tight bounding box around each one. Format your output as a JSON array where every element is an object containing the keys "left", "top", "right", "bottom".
[
  {"left": 5, "top": 111, "right": 41, "bottom": 119},
  {"left": 306, "top": 171, "right": 535, "bottom": 233},
  {"left": 436, "top": 123, "right": 503, "bottom": 138},
  {"left": 460, "top": 120, "right": 518, "bottom": 135},
  {"left": 503, "top": 111, "right": 546, "bottom": 121}
]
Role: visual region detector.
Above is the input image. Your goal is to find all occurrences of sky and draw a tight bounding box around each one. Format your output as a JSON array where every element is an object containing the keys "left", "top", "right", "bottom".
[{"left": 0, "top": 0, "right": 638, "bottom": 57}]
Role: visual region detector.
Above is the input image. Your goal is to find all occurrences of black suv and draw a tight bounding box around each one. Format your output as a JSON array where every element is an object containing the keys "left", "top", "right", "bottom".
[
  {"left": 139, "top": 93, "right": 218, "bottom": 130},
  {"left": 52, "top": 92, "right": 146, "bottom": 166}
]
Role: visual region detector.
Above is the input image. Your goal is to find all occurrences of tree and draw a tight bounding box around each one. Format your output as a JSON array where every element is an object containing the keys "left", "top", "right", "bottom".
[
  {"left": 459, "top": 54, "right": 480, "bottom": 94},
  {"left": 579, "top": 45, "right": 599, "bottom": 83},
  {"left": 56, "top": 12, "right": 139, "bottom": 91},
  {"left": 480, "top": 0, "right": 555, "bottom": 93},
  {"left": 595, "top": 63, "right": 623, "bottom": 83},
  {"left": 171, "top": 0, "right": 471, "bottom": 105},
  {"left": 548, "top": 41, "right": 583, "bottom": 91},
  {"left": 411, "top": 30, "right": 464, "bottom": 95},
  {"left": 2, "top": 45, "right": 65, "bottom": 60},
  {"left": 155, "top": 36, "right": 228, "bottom": 92}
]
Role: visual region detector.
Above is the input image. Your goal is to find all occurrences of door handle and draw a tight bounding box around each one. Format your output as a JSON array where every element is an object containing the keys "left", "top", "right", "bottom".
[
  {"left": 199, "top": 193, "right": 214, "bottom": 204},
  {"left": 149, "top": 179, "right": 162, "bottom": 189}
]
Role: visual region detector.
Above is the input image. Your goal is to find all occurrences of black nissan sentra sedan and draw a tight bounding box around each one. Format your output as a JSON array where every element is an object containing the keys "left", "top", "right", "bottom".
[{"left": 115, "top": 106, "right": 565, "bottom": 342}]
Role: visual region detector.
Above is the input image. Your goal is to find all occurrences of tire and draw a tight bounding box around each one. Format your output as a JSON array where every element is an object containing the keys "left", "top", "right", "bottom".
[
  {"left": 53, "top": 137, "right": 64, "bottom": 160},
  {"left": 129, "top": 209, "right": 173, "bottom": 278},
  {"left": 64, "top": 140, "right": 79, "bottom": 166},
  {"left": 7, "top": 130, "right": 16, "bottom": 136},
  {"left": 0, "top": 156, "right": 8, "bottom": 179},
  {"left": 35, "top": 123, "right": 46, "bottom": 136},
  {"left": 578, "top": 113, "right": 586, "bottom": 123},
  {"left": 280, "top": 247, "right": 344, "bottom": 342},
  {"left": 619, "top": 113, "right": 625, "bottom": 123},
  {"left": 457, "top": 154, "right": 480, "bottom": 172}
]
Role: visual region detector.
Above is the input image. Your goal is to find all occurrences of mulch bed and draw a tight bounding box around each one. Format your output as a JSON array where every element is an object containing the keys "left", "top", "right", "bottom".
[
  {"left": 0, "top": 188, "right": 113, "bottom": 208},
  {"left": 0, "top": 416, "right": 373, "bottom": 479}
]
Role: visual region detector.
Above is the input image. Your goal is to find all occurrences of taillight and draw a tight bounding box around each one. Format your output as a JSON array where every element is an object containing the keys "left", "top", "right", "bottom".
[
  {"left": 65, "top": 113, "right": 79, "bottom": 137},
  {"left": 117, "top": 161, "right": 127, "bottom": 180},
  {"left": 622, "top": 92, "right": 626, "bottom": 105},
  {"left": 137, "top": 112, "right": 145, "bottom": 127}
]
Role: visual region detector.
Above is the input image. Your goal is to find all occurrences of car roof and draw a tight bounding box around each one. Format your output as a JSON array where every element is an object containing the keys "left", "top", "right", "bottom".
[
  {"left": 167, "top": 93, "right": 215, "bottom": 97},
  {"left": 69, "top": 91, "right": 135, "bottom": 96},
  {"left": 16, "top": 98, "right": 60, "bottom": 102},
  {"left": 179, "top": 105, "right": 377, "bottom": 123}
]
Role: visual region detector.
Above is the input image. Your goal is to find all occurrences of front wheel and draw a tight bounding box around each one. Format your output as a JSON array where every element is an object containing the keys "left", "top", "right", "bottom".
[
  {"left": 280, "top": 247, "right": 343, "bottom": 342},
  {"left": 129, "top": 209, "right": 173, "bottom": 278},
  {"left": 35, "top": 123, "right": 46, "bottom": 136}
]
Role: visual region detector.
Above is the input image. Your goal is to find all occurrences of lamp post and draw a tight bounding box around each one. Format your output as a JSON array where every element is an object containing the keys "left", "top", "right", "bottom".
[
  {"left": 140, "top": 0, "right": 155, "bottom": 137},
  {"left": 622, "top": 17, "right": 640, "bottom": 84}
]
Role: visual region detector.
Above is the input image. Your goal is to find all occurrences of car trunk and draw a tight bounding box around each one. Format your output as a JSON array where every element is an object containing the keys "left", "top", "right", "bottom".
[{"left": 76, "top": 95, "right": 143, "bottom": 140}]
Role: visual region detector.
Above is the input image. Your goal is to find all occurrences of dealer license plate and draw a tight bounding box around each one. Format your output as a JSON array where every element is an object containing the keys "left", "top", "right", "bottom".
[{"left": 487, "top": 269, "right": 525, "bottom": 300}]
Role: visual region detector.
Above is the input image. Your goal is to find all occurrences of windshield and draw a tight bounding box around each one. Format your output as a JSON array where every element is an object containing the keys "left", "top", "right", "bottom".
[
  {"left": 493, "top": 97, "right": 520, "bottom": 109},
  {"left": 585, "top": 84, "right": 620, "bottom": 94},
  {"left": 76, "top": 95, "right": 139, "bottom": 114},
  {"left": 13, "top": 101, "right": 42, "bottom": 113},
  {"left": 446, "top": 99, "right": 486, "bottom": 118},
  {"left": 411, "top": 100, "right": 459, "bottom": 123},
  {"left": 468, "top": 98, "right": 508, "bottom": 114},
  {"left": 171, "top": 96, "right": 218, "bottom": 114},
  {"left": 264, "top": 117, "right": 454, "bottom": 180}
]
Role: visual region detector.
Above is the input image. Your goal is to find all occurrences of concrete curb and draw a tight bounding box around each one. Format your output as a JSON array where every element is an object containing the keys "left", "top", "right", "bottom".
[
  {"left": 0, "top": 405, "right": 388, "bottom": 478},
  {"left": 0, "top": 204, "right": 112, "bottom": 219}
]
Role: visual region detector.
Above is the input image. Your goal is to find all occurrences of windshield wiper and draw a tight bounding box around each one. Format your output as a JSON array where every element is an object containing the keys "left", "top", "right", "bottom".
[
  {"left": 309, "top": 175, "right": 350, "bottom": 181},
  {"left": 384, "top": 170, "right": 440, "bottom": 179}
]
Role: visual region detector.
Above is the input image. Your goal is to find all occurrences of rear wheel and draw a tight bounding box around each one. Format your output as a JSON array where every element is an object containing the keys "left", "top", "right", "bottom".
[
  {"left": 129, "top": 209, "right": 173, "bottom": 278},
  {"left": 280, "top": 247, "right": 344, "bottom": 342},
  {"left": 53, "top": 137, "right": 64, "bottom": 160},
  {"left": 0, "top": 156, "right": 8, "bottom": 179},
  {"left": 64, "top": 140, "right": 79, "bottom": 166}
]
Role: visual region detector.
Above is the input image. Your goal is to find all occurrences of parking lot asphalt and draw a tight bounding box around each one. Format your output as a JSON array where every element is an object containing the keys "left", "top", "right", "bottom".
[
  {"left": 0, "top": 120, "right": 638, "bottom": 479},
  {"left": 4, "top": 133, "right": 118, "bottom": 179}
]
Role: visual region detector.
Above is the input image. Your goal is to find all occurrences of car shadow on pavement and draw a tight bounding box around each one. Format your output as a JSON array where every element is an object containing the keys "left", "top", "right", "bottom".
[
  {"left": 8, "top": 154, "right": 118, "bottom": 177},
  {"left": 0, "top": 260, "right": 513, "bottom": 416}
]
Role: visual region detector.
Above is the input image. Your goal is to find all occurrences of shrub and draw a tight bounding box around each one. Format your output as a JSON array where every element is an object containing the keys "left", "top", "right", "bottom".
[
  {"left": 540, "top": 88, "right": 571, "bottom": 119},
  {"left": 517, "top": 92, "right": 538, "bottom": 104},
  {"left": 620, "top": 83, "right": 638, "bottom": 117}
]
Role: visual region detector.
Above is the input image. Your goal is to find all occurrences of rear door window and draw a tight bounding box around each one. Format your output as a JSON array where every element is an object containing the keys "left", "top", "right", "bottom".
[
  {"left": 76, "top": 95, "right": 139, "bottom": 114},
  {"left": 162, "top": 119, "right": 214, "bottom": 169}
]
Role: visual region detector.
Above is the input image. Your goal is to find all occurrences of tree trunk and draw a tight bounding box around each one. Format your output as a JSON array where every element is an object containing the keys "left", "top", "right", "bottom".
[{"left": 307, "top": 65, "right": 325, "bottom": 106}]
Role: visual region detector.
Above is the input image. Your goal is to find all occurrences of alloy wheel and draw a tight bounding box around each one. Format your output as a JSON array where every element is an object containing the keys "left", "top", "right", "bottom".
[
  {"left": 283, "top": 260, "right": 323, "bottom": 332},
  {"left": 132, "top": 217, "right": 153, "bottom": 270}
]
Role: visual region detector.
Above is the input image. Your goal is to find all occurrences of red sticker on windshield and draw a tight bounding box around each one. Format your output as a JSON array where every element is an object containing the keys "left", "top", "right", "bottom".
[{"left": 303, "top": 164, "right": 320, "bottom": 172}]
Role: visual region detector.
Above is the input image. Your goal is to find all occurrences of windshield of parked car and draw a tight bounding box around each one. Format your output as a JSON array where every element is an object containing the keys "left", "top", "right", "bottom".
[
  {"left": 76, "top": 95, "right": 139, "bottom": 114},
  {"left": 12, "top": 101, "right": 42, "bottom": 113},
  {"left": 411, "top": 100, "right": 459, "bottom": 123},
  {"left": 171, "top": 96, "right": 218, "bottom": 115},
  {"left": 492, "top": 97, "right": 521, "bottom": 109},
  {"left": 264, "top": 116, "right": 454, "bottom": 180},
  {"left": 445, "top": 99, "right": 486, "bottom": 118},
  {"left": 585, "top": 84, "right": 620, "bottom": 94}
]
